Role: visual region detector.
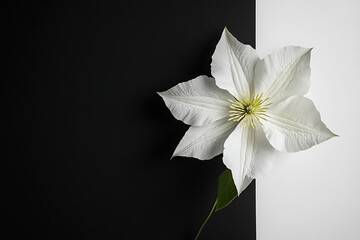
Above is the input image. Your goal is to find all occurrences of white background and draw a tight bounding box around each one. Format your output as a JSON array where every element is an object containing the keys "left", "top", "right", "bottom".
[{"left": 256, "top": 0, "right": 360, "bottom": 239}]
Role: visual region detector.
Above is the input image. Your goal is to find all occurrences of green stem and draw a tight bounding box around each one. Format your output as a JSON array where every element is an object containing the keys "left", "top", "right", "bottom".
[{"left": 194, "top": 198, "right": 218, "bottom": 240}]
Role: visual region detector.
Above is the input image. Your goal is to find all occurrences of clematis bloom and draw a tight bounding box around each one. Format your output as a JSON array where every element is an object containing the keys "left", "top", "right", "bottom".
[{"left": 158, "top": 28, "right": 336, "bottom": 194}]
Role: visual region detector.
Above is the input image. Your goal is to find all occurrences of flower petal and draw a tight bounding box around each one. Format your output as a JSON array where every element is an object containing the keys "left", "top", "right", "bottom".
[
  {"left": 262, "top": 96, "right": 337, "bottom": 152},
  {"left": 173, "top": 118, "right": 236, "bottom": 160},
  {"left": 158, "top": 75, "right": 233, "bottom": 126},
  {"left": 223, "top": 124, "right": 273, "bottom": 194},
  {"left": 254, "top": 46, "right": 312, "bottom": 104},
  {"left": 223, "top": 124, "right": 255, "bottom": 195},
  {"left": 211, "top": 28, "right": 259, "bottom": 98},
  {"left": 249, "top": 127, "right": 276, "bottom": 179}
]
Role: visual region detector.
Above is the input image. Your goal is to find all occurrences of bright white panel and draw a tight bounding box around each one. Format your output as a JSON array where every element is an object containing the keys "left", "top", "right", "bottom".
[{"left": 256, "top": 0, "right": 360, "bottom": 239}]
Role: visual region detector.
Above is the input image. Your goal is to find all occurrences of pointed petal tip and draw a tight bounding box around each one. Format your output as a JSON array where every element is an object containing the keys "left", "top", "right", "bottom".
[
  {"left": 235, "top": 182, "right": 245, "bottom": 196},
  {"left": 326, "top": 127, "right": 338, "bottom": 138},
  {"left": 223, "top": 27, "right": 233, "bottom": 38},
  {"left": 220, "top": 27, "right": 234, "bottom": 40},
  {"left": 170, "top": 151, "right": 179, "bottom": 160}
]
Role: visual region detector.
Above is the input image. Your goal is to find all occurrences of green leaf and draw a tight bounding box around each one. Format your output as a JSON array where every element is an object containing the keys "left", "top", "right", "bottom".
[{"left": 216, "top": 169, "right": 238, "bottom": 211}]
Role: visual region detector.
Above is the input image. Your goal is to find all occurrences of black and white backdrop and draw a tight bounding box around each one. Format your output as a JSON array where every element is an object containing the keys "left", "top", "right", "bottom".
[{"left": 3, "top": 1, "right": 256, "bottom": 239}]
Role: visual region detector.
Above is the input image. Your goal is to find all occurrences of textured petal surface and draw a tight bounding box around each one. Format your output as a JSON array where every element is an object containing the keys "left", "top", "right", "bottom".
[
  {"left": 238, "top": 175, "right": 253, "bottom": 195},
  {"left": 254, "top": 46, "right": 312, "bottom": 104},
  {"left": 223, "top": 124, "right": 273, "bottom": 194},
  {"left": 211, "top": 28, "right": 259, "bottom": 98},
  {"left": 173, "top": 118, "right": 236, "bottom": 160},
  {"left": 249, "top": 127, "right": 276, "bottom": 179},
  {"left": 262, "top": 96, "right": 336, "bottom": 152},
  {"left": 158, "top": 76, "right": 232, "bottom": 126}
]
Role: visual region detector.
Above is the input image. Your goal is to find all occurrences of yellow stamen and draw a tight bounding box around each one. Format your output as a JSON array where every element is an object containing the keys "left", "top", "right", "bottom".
[{"left": 228, "top": 92, "right": 271, "bottom": 129}]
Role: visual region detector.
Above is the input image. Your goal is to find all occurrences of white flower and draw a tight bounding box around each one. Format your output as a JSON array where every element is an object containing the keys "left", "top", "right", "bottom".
[{"left": 158, "top": 28, "right": 336, "bottom": 194}]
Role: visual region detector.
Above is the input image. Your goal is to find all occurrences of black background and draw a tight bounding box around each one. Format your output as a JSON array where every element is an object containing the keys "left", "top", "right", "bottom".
[{"left": 2, "top": 1, "right": 256, "bottom": 239}]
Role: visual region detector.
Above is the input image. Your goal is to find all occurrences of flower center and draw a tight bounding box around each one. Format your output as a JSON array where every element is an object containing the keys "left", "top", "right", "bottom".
[
  {"left": 228, "top": 92, "right": 271, "bottom": 129},
  {"left": 246, "top": 105, "right": 254, "bottom": 114}
]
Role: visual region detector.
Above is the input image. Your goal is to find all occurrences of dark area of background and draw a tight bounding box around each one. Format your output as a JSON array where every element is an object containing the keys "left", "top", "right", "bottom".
[{"left": 2, "top": 1, "right": 256, "bottom": 239}]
